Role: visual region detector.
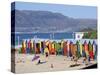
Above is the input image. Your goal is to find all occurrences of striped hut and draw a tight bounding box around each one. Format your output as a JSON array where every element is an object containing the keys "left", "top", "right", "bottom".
[
  {"left": 21, "top": 40, "right": 26, "bottom": 54},
  {"left": 84, "top": 40, "right": 89, "bottom": 58},
  {"left": 92, "top": 40, "right": 97, "bottom": 60},
  {"left": 88, "top": 41, "right": 94, "bottom": 59}
]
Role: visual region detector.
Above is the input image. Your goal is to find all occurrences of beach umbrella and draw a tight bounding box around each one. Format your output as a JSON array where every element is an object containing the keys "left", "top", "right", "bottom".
[
  {"left": 88, "top": 41, "right": 94, "bottom": 59},
  {"left": 84, "top": 40, "right": 89, "bottom": 57},
  {"left": 92, "top": 40, "right": 97, "bottom": 60}
]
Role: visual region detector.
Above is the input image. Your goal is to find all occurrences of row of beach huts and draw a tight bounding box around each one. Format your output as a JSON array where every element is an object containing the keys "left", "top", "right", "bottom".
[{"left": 17, "top": 39, "right": 97, "bottom": 60}]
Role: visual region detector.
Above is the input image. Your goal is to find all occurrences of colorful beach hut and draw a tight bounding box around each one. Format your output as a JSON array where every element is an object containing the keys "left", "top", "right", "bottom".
[
  {"left": 51, "top": 42, "right": 56, "bottom": 55},
  {"left": 88, "top": 41, "right": 94, "bottom": 59},
  {"left": 45, "top": 40, "right": 51, "bottom": 54},
  {"left": 79, "top": 41, "right": 83, "bottom": 56},
  {"left": 72, "top": 44, "right": 77, "bottom": 57},
  {"left": 66, "top": 41, "right": 70, "bottom": 57},
  {"left": 92, "top": 40, "right": 97, "bottom": 60},
  {"left": 63, "top": 41, "right": 68, "bottom": 56},
  {"left": 30, "top": 40, "right": 34, "bottom": 54},
  {"left": 40, "top": 41, "right": 44, "bottom": 54},
  {"left": 84, "top": 40, "right": 89, "bottom": 57},
  {"left": 61, "top": 40, "right": 64, "bottom": 55},
  {"left": 69, "top": 41, "right": 73, "bottom": 57},
  {"left": 33, "top": 40, "right": 36, "bottom": 54},
  {"left": 21, "top": 40, "right": 26, "bottom": 54},
  {"left": 56, "top": 42, "right": 62, "bottom": 55},
  {"left": 27, "top": 40, "right": 31, "bottom": 53},
  {"left": 76, "top": 40, "right": 81, "bottom": 58},
  {"left": 39, "top": 40, "right": 42, "bottom": 54},
  {"left": 44, "top": 47, "right": 49, "bottom": 56},
  {"left": 36, "top": 42, "right": 41, "bottom": 54}
]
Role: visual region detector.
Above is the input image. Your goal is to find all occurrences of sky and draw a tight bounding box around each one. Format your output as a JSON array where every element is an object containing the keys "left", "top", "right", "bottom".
[{"left": 14, "top": 2, "right": 97, "bottom": 19}]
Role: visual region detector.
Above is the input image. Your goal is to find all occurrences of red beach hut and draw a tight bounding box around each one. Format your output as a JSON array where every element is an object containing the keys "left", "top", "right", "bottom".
[{"left": 63, "top": 41, "right": 68, "bottom": 56}]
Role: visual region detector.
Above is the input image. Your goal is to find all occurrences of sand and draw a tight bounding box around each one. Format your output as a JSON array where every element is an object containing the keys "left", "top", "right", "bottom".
[{"left": 15, "top": 54, "right": 97, "bottom": 73}]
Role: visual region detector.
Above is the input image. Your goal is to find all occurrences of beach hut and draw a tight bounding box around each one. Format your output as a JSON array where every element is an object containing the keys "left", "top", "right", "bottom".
[
  {"left": 27, "top": 40, "right": 31, "bottom": 53},
  {"left": 52, "top": 41, "right": 57, "bottom": 54},
  {"left": 82, "top": 44, "right": 86, "bottom": 57},
  {"left": 21, "top": 40, "right": 26, "bottom": 54},
  {"left": 56, "top": 42, "right": 62, "bottom": 55},
  {"left": 36, "top": 42, "right": 41, "bottom": 54},
  {"left": 39, "top": 40, "right": 42, "bottom": 53},
  {"left": 48, "top": 41, "right": 52, "bottom": 54},
  {"left": 88, "top": 41, "right": 94, "bottom": 59},
  {"left": 30, "top": 40, "right": 34, "bottom": 54},
  {"left": 51, "top": 42, "right": 56, "bottom": 55},
  {"left": 76, "top": 40, "right": 81, "bottom": 58},
  {"left": 61, "top": 40, "right": 64, "bottom": 55},
  {"left": 25, "top": 40, "right": 28, "bottom": 53},
  {"left": 44, "top": 47, "right": 49, "bottom": 56},
  {"left": 92, "top": 40, "right": 97, "bottom": 60},
  {"left": 53, "top": 41, "right": 57, "bottom": 53},
  {"left": 45, "top": 40, "right": 51, "bottom": 54},
  {"left": 66, "top": 41, "right": 70, "bottom": 57},
  {"left": 84, "top": 40, "right": 89, "bottom": 57},
  {"left": 63, "top": 41, "right": 68, "bottom": 56},
  {"left": 69, "top": 41, "right": 73, "bottom": 57},
  {"left": 72, "top": 44, "right": 77, "bottom": 57},
  {"left": 79, "top": 41, "right": 83, "bottom": 56},
  {"left": 33, "top": 40, "right": 36, "bottom": 54}
]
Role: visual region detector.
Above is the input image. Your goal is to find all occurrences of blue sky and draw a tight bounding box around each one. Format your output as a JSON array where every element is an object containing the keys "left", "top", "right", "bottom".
[{"left": 15, "top": 2, "right": 97, "bottom": 19}]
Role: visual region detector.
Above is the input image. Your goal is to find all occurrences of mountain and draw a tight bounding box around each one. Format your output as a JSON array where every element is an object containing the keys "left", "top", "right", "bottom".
[{"left": 11, "top": 10, "right": 97, "bottom": 33}]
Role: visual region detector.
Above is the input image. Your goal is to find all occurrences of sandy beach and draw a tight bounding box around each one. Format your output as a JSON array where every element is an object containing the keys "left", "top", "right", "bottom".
[{"left": 14, "top": 54, "right": 97, "bottom": 73}]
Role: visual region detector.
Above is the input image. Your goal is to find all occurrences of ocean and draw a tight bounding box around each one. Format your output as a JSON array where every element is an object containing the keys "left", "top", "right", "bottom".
[
  {"left": 11, "top": 32, "right": 97, "bottom": 47},
  {"left": 11, "top": 32, "right": 74, "bottom": 45}
]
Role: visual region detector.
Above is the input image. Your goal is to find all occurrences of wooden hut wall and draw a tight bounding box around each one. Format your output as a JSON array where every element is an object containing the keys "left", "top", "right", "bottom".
[
  {"left": 21, "top": 40, "right": 26, "bottom": 54},
  {"left": 84, "top": 41, "right": 89, "bottom": 57},
  {"left": 63, "top": 42, "right": 67, "bottom": 56},
  {"left": 36, "top": 43, "right": 40, "bottom": 54},
  {"left": 72, "top": 44, "right": 77, "bottom": 57}
]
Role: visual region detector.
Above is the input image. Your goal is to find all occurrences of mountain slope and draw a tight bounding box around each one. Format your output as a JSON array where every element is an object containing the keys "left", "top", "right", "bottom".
[{"left": 11, "top": 10, "right": 97, "bottom": 33}]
